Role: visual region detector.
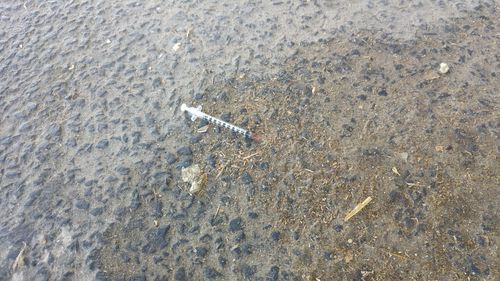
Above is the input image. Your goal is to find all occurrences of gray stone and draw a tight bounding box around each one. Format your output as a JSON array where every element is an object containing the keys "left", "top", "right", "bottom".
[
  {"left": 96, "top": 139, "right": 109, "bottom": 149},
  {"left": 176, "top": 146, "right": 192, "bottom": 156},
  {"left": 75, "top": 199, "right": 90, "bottom": 210},
  {"left": 116, "top": 165, "right": 130, "bottom": 175},
  {"left": 229, "top": 217, "right": 242, "bottom": 232},
  {"left": 90, "top": 207, "right": 103, "bottom": 216},
  {"left": 174, "top": 267, "right": 186, "bottom": 281}
]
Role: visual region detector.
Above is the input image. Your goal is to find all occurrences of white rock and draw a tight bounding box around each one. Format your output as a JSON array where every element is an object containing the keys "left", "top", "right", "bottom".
[
  {"left": 172, "top": 42, "right": 181, "bottom": 52},
  {"left": 439, "top": 63, "right": 449, "bottom": 74}
]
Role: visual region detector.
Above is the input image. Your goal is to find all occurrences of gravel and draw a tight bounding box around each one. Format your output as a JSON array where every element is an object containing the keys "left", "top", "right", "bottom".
[{"left": 0, "top": 1, "right": 497, "bottom": 280}]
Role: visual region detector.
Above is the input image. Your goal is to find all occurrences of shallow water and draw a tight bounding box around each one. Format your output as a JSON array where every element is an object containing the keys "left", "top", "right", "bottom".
[{"left": 0, "top": 1, "right": 498, "bottom": 280}]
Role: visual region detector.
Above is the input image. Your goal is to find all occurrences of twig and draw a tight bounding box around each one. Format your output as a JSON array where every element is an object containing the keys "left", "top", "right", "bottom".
[
  {"left": 214, "top": 205, "right": 221, "bottom": 220},
  {"left": 242, "top": 152, "right": 259, "bottom": 160},
  {"left": 384, "top": 250, "right": 408, "bottom": 260},
  {"left": 216, "top": 162, "right": 229, "bottom": 179},
  {"left": 344, "top": 196, "right": 373, "bottom": 222}
]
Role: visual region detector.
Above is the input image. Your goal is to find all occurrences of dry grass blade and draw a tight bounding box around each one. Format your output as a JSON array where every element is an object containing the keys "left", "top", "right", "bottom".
[
  {"left": 11, "top": 242, "right": 27, "bottom": 272},
  {"left": 344, "top": 196, "right": 373, "bottom": 222}
]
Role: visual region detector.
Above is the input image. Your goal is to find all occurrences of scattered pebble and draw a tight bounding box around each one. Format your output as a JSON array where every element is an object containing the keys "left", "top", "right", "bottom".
[
  {"left": 229, "top": 217, "right": 242, "bottom": 232},
  {"left": 172, "top": 42, "right": 181, "bottom": 51},
  {"left": 181, "top": 164, "right": 205, "bottom": 194},
  {"left": 439, "top": 62, "right": 449, "bottom": 74}
]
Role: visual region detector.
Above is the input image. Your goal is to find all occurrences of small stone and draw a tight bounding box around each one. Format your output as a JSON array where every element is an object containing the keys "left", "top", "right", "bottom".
[
  {"left": 174, "top": 268, "right": 186, "bottom": 281},
  {"left": 324, "top": 251, "right": 334, "bottom": 260},
  {"left": 96, "top": 139, "right": 109, "bottom": 149},
  {"left": 203, "top": 267, "right": 221, "bottom": 279},
  {"left": 229, "top": 217, "right": 242, "bottom": 232},
  {"left": 357, "top": 94, "right": 367, "bottom": 101},
  {"left": 271, "top": 231, "right": 280, "bottom": 242},
  {"left": 19, "top": 122, "right": 32, "bottom": 132},
  {"left": 176, "top": 146, "right": 192, "bottom": 156},
  {"left": 26, "top": 102, "right": 38, "bottom": 112},
  {"left": 194, "top": 247, "right": 208, "bottom": 257},
  {"left": 152, "top": 201, "right": 163, "bottom": 218},
  {"left": 268, "top": 266, "right": 279, "bottom": 281},
  {"left": 190, "top": 135, "right": 202, "bottom": 144},
  {"left": 172, "top": 42, "right": 181, "bottom": 51},
  {"left": 90, "top": 207, "right": 103, "bottom": 216},
  {"left": 14, "top": 111, "right": 26, "bottom": 119},
  {"left": 334, "top": 224, "right": 343, "bottom": 232},
  {"left": 75, "top": 199, "right": 90, "bottom": 210},
  {"left": 176, "top": 158, "right": 192, "bottom": 169},
  {"left": 181, "top": 164, "right": 205, "bottom": 194},
  {"left": 165, "top": 152, "right": 177, "bottom": 165},
  {"left": 248, "top": 212, "right": 258, "bottom": 219},
  {"left": 220, "top": 112, "right": 231, "bottom": 122},
  {"left": 242, "top": 264, "right": 257, "bottom": 279},
  {"left": 218, "top": 256, "right": 227, "bottom": 267},
  {"left": 116, "top": 165, "right": 130, "bottom": 175},
  {"left": 241, "top": 171, "right": 252, "bottom": 184},
  {"left": 377, "top": 89, "right": 388, "bottom": 96},
  {"left": 206, "top": 154, "right": 216, "bottom": 168},
  {"left": 439, "top": 63, "right": 449, "bottom": 74},
  {"left": 388, "top": 190, "right": 402, "bottom": 203},
  {"left": 234, "top": 232, "right": 245, "bottom": 242},
  {"left": 46, "top": 124, "right": 62, "bottom": 139}
]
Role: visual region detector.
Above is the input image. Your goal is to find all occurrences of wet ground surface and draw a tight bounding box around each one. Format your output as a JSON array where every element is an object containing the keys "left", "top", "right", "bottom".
[{"left": 1, "top": 1, "right": 499, "bottom": 280}]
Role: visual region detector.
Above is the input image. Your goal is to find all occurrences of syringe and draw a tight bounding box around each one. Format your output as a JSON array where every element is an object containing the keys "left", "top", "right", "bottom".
[{"left": 181, "top": 104, "right": 260, "bottom": 141}]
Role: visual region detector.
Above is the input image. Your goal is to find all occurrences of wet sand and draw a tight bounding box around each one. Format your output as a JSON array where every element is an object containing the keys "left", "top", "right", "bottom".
[{"left": 0, "top": 1, "right": 498, "bottom": 280}]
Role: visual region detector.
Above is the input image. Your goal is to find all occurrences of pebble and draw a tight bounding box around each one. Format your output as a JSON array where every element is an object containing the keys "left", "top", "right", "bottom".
[
  {"left": 90, "top": 207, "right": 103, "bottom": 216},
  {"left": 176, "top": 158, "right": 193, "bottom": 169},
  {"left": 229, "top": 217, "right": 242, "bottom": 232},
  {"left": 206, "top": 154, "right": 216, "bottom": 168},
  {"left": 203, "top": 267, "right": 221, "bottom": 279},
  {"left": 248, "top": 212, "right": 258, "bottom": 219},
  {"left": 165, "top": 152, "right": 177, "bottom": 165},
  {"left": 324, "top": 251, "right": 334, "bottom": 260},
  {"left": 220, "top": 112, "right": 232, "bottom": 122},
  {"left": 268, "top": 266, "right": 279, "bottom": 281},
  {"left": 75, "top": 199, "right": 90, "bottom": 210},
  {"left": 96, "top": 139, "right": 109, "bottom": 149},
  {"left": 234, "top": 232, "right": 246, "bottom": 242},
  {"left": 218, "top": 256, "right": 227, "bottom": 267},
  {"left": 152, "top": 201, "right": 163, "bottom": 218},
  {"left": 26, "top": 102, "right": 38, "bottom": 112},
  {"left": 194, "top": 247, "right": 208, "bottom": 257},
  {"left": 116, "top": 165, "right": 130, "bottom": 175},
  {"left": 176, "top": 146, "right": 192, "bottom": 156},
  {"left": 271, "top": 231, "right": 281, "bottom": 241},
  {"left": 174, "top": 268, "right": 186, "bottom": 281},
  {"left": 241, "top": 172, "right": 252, "bottom": 184},
  {"left": 242, "top": 264, "right": 257, "bottom": 279},
  {"left": 439, "top": 62, "right": 449, "bottom": 74},
  {"left": 378, "top": 89, "right": 388, "bottom": 96},
  {"left": 46, "top": 124, "right": 62, "bottom": 139},
  {"left": 334, "top": 224, "right": 343, "bottom": 232},
  {"left": 19, "top": 122, "right": 32, "bottom": 132}
]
